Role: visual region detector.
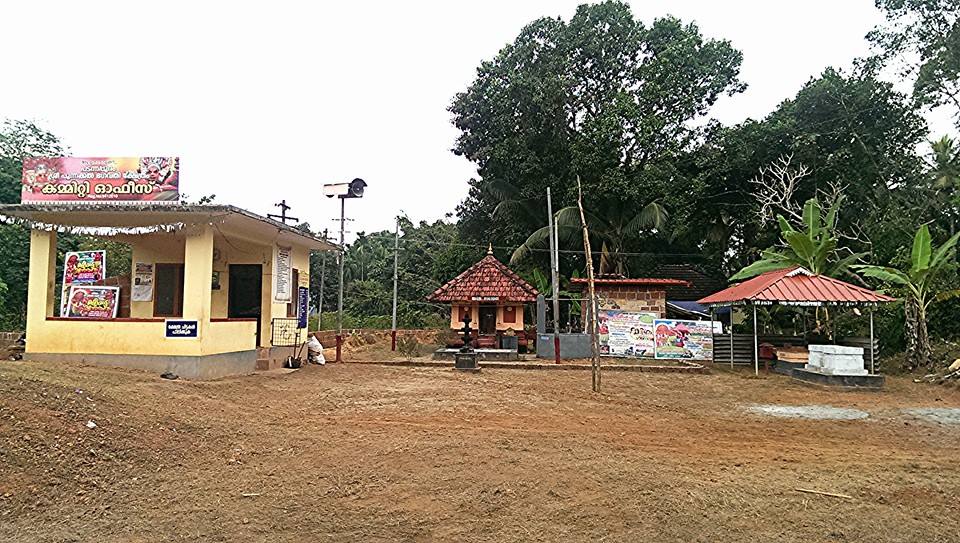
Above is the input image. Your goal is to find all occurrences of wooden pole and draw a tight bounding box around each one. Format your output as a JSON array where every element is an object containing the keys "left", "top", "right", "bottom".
[{"left": 576, "top": 176, "right": 602, "bottom": 392}]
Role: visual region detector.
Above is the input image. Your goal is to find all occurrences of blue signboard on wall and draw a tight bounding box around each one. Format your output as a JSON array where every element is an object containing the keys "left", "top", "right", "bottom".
[
  {"left": 297, "top": 287, "right": 309, "bottom": 329},
  {"left": 165, "top": 319, "right": 199, "bottom": 339}
]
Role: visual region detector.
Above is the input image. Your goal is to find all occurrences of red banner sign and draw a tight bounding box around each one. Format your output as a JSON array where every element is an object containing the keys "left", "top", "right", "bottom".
[
  {"left": 66, "top": 286, "right": 119, "bottom": 319},
  {"left": 21, "top": 157, "right": 179, "bottom": 204}
]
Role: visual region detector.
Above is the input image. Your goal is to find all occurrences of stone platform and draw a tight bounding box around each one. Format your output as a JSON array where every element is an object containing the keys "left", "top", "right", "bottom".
[
  {"left": 433, "top": 348, "right": 518, "bottom": 362},
  {"left": 791, "top": 368, "right": 885, "bottom": 390}
]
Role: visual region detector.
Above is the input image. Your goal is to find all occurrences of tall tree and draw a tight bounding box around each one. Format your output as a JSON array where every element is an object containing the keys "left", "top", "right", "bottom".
[
  {"left": 869, "top": 0, "right": 960, "bottom": 129},
  {"left": 450, "top": 0, "right": 744, "bottom": 247}
]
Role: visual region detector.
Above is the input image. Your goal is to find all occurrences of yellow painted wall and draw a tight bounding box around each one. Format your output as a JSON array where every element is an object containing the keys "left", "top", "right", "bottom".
[
  {"left": 448, "top": 301, "right": 524, "bottom": 332},
  {"left": 26, "top": 226, "right": 315, "bottom": 357}
]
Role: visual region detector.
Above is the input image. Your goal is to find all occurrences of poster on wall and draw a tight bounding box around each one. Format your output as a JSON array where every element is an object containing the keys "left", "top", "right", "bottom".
[
  {"left": 274, "top": 245, "right": 292, "bottom": 303},
  {"left": 60, "top": 250, "right": 106, "bottom": 316},
  {"left": 597, "top": 310, "right": 656, "bottom": 358},
  {"left": 65, "top": 286, "right": 119, "bottom": 319},
  {"left": 21, "top": 157, "right": 180, "bottom": 204},
  {"left": 132, "top": 262, "right": 154, "bottom": 302},
  {"left": 297, "top": 287, "right": 309, "bottom": 329},
  {"left": 654, "top": 319, "right": 715, "bottom": 361}
]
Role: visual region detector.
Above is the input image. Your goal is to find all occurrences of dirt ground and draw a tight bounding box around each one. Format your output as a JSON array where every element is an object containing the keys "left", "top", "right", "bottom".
[{"left": 2, "top": 360, "right": 960, "bottom": 543}]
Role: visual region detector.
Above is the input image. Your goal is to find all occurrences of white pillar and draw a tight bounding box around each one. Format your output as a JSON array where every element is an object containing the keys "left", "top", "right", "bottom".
[
  {"left": 25, "top": 229, "right": 58, "bottom": 351},
  {"left": 753, "top": 304, "right": 759, "bottom": 376}
]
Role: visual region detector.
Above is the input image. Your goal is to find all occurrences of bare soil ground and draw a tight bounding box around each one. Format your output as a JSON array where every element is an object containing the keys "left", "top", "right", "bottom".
[{"left": 2, "top": 360, "right": 960, "bottom": 543}]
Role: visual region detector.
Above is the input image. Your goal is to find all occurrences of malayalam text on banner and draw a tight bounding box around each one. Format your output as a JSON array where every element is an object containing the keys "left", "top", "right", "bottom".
[
  {"left": 653, "top": 319, "right": 715, "bottom": 361},
  {"left": 597, "top": 310, "right": 656, "bottom": 358},
  {"left": 22, "top": 157, "right": 179, "bottom": 204},
  {"left": 65, "top": 286, "right": 119, "bottom": 319}
]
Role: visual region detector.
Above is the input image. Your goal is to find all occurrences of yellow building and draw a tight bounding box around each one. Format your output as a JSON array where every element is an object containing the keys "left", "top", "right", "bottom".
[{"left": 0, "top": 204, "right": 336, "bottom": 379}]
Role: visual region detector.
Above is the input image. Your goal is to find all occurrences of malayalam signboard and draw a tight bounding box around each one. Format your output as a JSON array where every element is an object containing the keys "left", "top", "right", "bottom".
[
  {"left": 21, "top": 157, "right": 180, "bottom": 204},
  {"left": 60, "top": 250, "right": 106, "bottom": 316},
  {"left": 597, "top": 310, "right": 656, "bottom": 358},
  {"left": 274, "top": 246, "right": 292, "bottom": 303},
  {"left": 297, "top": 287, "right": 309, "bottom": 329},
  {"left": 65, "top": 286, "right": 119, "bottom": 319},
  {"left": 165, "top": 320, "right": 199, "bottom": 339},
  {"left": 654, "top": 319, "right": 715, "bottom": 361}
]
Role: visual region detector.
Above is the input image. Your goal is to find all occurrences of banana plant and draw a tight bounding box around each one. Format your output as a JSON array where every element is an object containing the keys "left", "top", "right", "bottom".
[
  {"left": 854, "top": 225, "right": 960, "bottom": 370},
  {"left": 731, "top": 197, "right": 865, "bottom": 281}
]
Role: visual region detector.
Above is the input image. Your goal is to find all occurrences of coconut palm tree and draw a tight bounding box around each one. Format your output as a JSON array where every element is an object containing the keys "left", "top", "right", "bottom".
[
  {"left": 510, "top": 195, "right": 667, "bottom": 276},
  {"left": 930, "top": 135, "right": 960, "bottom": 235}
]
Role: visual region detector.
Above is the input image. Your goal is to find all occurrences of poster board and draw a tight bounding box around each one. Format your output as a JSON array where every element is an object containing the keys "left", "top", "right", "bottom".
[
  {"left": 132, "top": 262, "right": 154, "bottom": 302},
  {"left": 597, "top": 310, "right": 656, "bottom": 358},
  {"left": 274, "top": 245, "right": 292, "bottom": 303},
  {"left": 60, "top": 250, "right": 106, "bottom": 316},
  {"left": 297, "top": 287, "right": 309, "bottom": 329},
  {"left": 65, "top": 286, "right": 119, "bottom": 319},
  {"left": 21, "top": 157, "right": 180, "bottom": 204},
  {"left": 654, "top": 319, "right": 715, "bottom": 361}
]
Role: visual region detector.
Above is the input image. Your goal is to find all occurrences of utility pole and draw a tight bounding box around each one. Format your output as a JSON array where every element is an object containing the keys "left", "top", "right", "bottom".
[
  {"left": 546, "top": 188, "right": 561, "bottom": 364},
  {"left": 391, "top": 215, "right": 400, "bottom": 351},
  {"left": 317, "top": 228, "right": 328, "bottom": 329},
  {"left": 268, "top": 200, "right": 299, "bottom": 224},
  {"left": 336, "top": 197, "right": 346, "bottom": 362}
]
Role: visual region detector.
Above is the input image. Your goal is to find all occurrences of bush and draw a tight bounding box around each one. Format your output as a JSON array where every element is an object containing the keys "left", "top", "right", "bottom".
[{"left": 397, "top": 335, "right": 421, "bottom": 358}]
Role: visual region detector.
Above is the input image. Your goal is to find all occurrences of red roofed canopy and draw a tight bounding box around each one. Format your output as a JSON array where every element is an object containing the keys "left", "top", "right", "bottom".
[
  {"left": 427, "top": 253, "right": 539, "bottom": 303},
  {"left": 697, "top": 267, "right": 895, "bottom": 307}
]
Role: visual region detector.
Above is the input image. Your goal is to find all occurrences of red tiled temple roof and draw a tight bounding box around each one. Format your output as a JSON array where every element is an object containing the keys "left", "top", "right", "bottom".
[
  {"left": 697, "top": 267, "right": 896, "bottom": 306},
  {"left": 427, "top": 254, "right": 539, "bottom": 303},
  {"left": 570, "top": 277, "right": 689, "bottom": 287}
]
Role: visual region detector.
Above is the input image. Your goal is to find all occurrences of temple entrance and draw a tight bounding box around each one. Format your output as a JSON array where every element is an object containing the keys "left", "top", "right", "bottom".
[
  {"left": 479, "top": 304, "right": 497, "bottom": 335},
  {"left": 229, "top": 264, "right": 263, "bottom": 345}
]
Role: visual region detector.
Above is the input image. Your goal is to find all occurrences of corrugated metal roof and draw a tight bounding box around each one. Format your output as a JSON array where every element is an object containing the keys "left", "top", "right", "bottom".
[{"left": 697, "top": 267, "right": 896, "bottom": 306}]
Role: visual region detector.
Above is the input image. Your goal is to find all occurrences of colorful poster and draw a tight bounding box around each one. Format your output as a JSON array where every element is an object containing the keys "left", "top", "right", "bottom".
[
  {"left": 21, "top": 157, "right": 179, "bottom": 204},
  {"left": 132, "top": 262, "right": 154, "bottom": 302},
  {"left": 654, "top": 319, "right": 715, "bottom": 361},
  {"left": 65, "top": 286, "right": 119, "bottom": 319},
  {"left": 60, "top": 250, "right": 106, "bottom": 316},
  {"left": 598, "top": 310, "right": 656, "bottom": 358},
  {"left": 274, "top": 245, "right": 292, "bottom": 303}
]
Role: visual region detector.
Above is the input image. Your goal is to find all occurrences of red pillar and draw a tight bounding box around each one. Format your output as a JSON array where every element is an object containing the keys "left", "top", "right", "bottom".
[
  {"left": 554, "top": 336, "right": 561, "bottom": 364},
  {"left": 335, "top": 334, "right": 342, "bottom": 363},
  {"left": 391, "top": 329, "right": 397, "bottom": 351}
]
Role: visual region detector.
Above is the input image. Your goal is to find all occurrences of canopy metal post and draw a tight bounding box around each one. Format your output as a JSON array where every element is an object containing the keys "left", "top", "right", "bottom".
[
  {"left": 710, "top": 308, "right": 716, "bottom": 364},
  {"left": 752, "top": 304, "right": 759, "bottom": 376},
  {"left": 869, "top": 308, "right": 875, "bottom": 374},
  {"left": 729, "top": 307, "right": 734, "bottom": 369}
]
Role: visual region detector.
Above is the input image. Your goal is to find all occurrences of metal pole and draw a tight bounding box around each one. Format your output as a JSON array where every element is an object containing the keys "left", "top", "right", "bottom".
[
  {"left": 753, "top": 304, "right": 759, "bottom": 376},
  {"left": 547, "top": 188, "right": 561, "bottom": 364},
  {"left": 729, "top": 307, "right": 734, "bottom": 369},
  {"left": 710, "top": 308, "right": 716, "bottom": 364},
  {"left": 869, "top": 308, "right": 875, "bottom": 374},
  {"left": 317, "top": 229, "right": 327, "bottom": 329},
  {"left": 391, "top": 216, "right": 400, "bottom": 351},
  {"left": 336, "top": 197, "right": 345, "bottom": 363}
]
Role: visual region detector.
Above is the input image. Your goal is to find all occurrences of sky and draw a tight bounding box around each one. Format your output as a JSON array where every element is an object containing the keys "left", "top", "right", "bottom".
[{"left": 1, "top": 0, "right": 955, "bottom": 242}]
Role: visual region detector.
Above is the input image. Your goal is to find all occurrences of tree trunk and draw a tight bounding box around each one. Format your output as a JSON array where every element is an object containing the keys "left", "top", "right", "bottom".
[{"left": 904, "top": 299, "right": 932, "bottom": 371}]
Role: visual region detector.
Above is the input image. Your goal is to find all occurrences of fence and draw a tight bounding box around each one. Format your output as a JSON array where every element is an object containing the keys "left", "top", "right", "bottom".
[{"left": 712, "top": 334, "right": 881, "bottom": 365}]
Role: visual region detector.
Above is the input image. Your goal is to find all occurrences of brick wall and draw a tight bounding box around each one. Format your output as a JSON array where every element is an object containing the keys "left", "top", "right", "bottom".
[{"left": 596, "top": 287, "right": 666, "bottom": 317}]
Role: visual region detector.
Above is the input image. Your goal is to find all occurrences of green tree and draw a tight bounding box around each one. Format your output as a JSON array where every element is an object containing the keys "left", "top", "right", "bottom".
[
  {"left": 511, "top": 195, "right": 667, "bottom": 276},
  {"left": 929, "top": 135, "right": 960, "bottom": 235},
  {"left": 0, "top": 120, "right": 68, "bottom": 328},
  {"left": 451, "top": 0, "right": 744, "bottom": 246},
  {"left": 854, "top": 225, "right": 960, "bottom": 370},
  {"left": 869, "top": 0, "right": 960, "bottom": 129},
  {"left": 731, "top": 197, "right": 866, "bottom": 281}
]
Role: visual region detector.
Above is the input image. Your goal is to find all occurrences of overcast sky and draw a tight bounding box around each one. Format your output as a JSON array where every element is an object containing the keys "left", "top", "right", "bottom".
[{"left": 2, "top": 1, "right": 954, "bottom": 241}]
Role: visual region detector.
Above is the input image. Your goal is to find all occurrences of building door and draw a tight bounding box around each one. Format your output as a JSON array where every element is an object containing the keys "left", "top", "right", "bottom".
[
  {"left": 229, "top": 264, "right": 263, "bottom": 345},
  {"left": 479, "top": 304, "right": 497, "bottom": 335}
]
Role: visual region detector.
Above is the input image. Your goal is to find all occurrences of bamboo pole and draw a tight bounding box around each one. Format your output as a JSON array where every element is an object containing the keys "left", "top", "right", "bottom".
[{"left": 576, "top": 176, "right": 601, "bottom": 392}]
